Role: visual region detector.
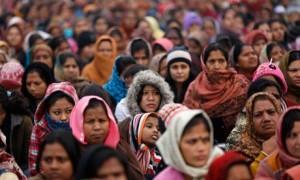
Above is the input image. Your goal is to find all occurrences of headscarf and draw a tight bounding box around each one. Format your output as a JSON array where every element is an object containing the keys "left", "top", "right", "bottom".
[
  {"left": 144, "top": 16, "right": 164, "bottom": 39},
  {"left": 129, "top": 113, "right": 161, "bottom": 175},
  {"left": 103, "top": 56, "right": 128, "bottom": 103},
  {"left": 70, "top": 96, "right": 120, "bottom": 148},
  {"left": 183, "top": 11, "right": 202, "bottom": 33},
  {"left": 81, "top": 35, "right": 117, "bottom": 85},
  {"left": 149, "top": 53, "right": 167, "bottom": 73},
  {"left": 276, "top": 106, "right": 300, "bottom": 168},
  {"left": 34, "top": 82, "right": 79, "bottom": 124},
  {"left": 279, "top": 51, "right": 300, "bottom": 102},
  {"left": 183, "top": 53, "right": 249, "bottom": 129},
  {"left": 152, "top": 38, "right": 174, "bottom": 52},
  {"left": 156, "top": 109, "right": 223, "bottom": 178},
  {"left": 228, "top": 92, "right": 281, "bottom": 161},
  {"left": 126, "top": 37, "right": 153, "bottom": 59},
  {"left": 158, "top": 103, "right": 189, "bottom": 126},
  {"left": 31, "top": 44, "right": 54, "bottom": 64},
  {"left": 206, "top": 151, "right": 249, "bottom": 180},
  {"left": 244, "top": 30, "right": 268, "bottom": 46}
]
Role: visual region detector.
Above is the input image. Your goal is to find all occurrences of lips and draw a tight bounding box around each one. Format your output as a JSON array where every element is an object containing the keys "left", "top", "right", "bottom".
[
  {"left": 146, "top": 104, "right": 156, "bottom": 109},
  {"left": 152, "top": 135, "right": 159, "bottom": 141}
]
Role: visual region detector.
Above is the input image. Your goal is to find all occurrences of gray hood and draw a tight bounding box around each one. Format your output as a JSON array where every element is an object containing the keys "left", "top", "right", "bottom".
[{"left": 126, "top": 70, "right": 174, "bottom": 117}]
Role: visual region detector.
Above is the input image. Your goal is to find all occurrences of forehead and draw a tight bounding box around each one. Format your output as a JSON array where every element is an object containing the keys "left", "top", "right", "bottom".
[
  {"left": 143, "top": 85, "right": 158, "bottom": 91},
  {"left": 253, "top": 99, "right": 274, "bottom": 111}
]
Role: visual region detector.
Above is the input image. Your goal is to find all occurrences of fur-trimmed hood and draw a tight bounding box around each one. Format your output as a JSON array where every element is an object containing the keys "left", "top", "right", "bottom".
[{"left": 126, "top": 70, "right": 174, "bottom": 117}]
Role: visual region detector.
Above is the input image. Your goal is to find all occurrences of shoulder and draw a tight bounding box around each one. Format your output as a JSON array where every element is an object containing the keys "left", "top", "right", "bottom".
[{"left": 154, "top": 167, "right": 184, "bottom": 180}]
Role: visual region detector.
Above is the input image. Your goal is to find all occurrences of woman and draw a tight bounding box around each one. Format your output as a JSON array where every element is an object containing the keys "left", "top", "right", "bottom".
[
  {"left": 206, "top": 151, "right": 253, "bottom": 180},
  {"left": 5, "top": 24, "right": 26, "bottom": 66},
  {"left": 152, "top": 38, "right": 174, "bottom": 56},
  {"left": 82, "top": 35, "right": 117, "bottom": 85},
  {"left": 0, "top": 86, "right": 32, "bottom": 171},
  {"left": 244, "top": 30, "right": 268, "bottom": 55},
  {"left": 149, "top": 53, "right": 168, "bottom": 78},
  {"left": 166, "top": 49, "right": 196, "bottom": 103},
  {"left": 32, "top": 130, "right": 80, "bottom": 180},
  {"left": 259, "top": 42, "right": 286, "bottom": 64},
  {"left": 54, "top": 52, "right": 80, "bottom": 82},
  {"left": 227, "top": 92, "right": 281, "bottom": 163},
  {"left": 70, "top": 96, "right": 143, "bottom": 180},
  {"left": 279, "top": 51, "right": 300, "bottom": 106},
  {"left": 256, "top": 106, "right": 300, "bottom": 179},
  {"left": 104, "top": 55, "right": 136, "bottom": 104},
  {"left": 164, "top": 27, "right": 184, "bottom": 47},
  {"left": 31, "top": 44, "right": 55, "bottom": 69},
  {"left": 76, "top": 145, "right": 129, "bottom": 180},
  {"left": 29, "top": 82, "right": 78, "bottom": 176},
  {"left": 231, "top": 43, "right": 259, "bottom": 80},
  {"left": 183, "top": 43, "right": 249, "bottom": 143},
  {"left": 21, "top": 62, "right": 55, "bottom": 114},
  {"left": 123, "top": 70, "right": 174, "bottom": 120},
  {"left": 155, "top": 109, "right": 223, "bottom": 180}
]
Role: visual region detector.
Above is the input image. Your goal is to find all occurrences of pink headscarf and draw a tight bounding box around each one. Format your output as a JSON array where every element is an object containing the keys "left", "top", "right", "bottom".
[
  {"left": 277, "top": 106, "right": 300, "bottom": 168},
  {"left": 152, "top": 38, "right": 174, "bottom": 52},
  {"left": 70, "top": 95, "right": 120, "bottom": 148}
]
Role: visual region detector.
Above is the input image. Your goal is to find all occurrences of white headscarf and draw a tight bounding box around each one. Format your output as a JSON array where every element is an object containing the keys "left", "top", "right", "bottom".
[{"left": 156, "top": 109, "right": 223, "bottom": 178}]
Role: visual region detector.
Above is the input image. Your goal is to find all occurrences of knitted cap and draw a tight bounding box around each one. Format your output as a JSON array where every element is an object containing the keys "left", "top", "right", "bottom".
[
  {"left": 252, "top": 62, "right": 288, "bottom": 94},
  {"left": 0, "top": 61, "right": 24, "bottom": 90},
  {"left": 167, "top": 50, "right": 192, "bottom": 65},
  {"left": 158, "top": 103, "right": 189, "bottom": 126}
]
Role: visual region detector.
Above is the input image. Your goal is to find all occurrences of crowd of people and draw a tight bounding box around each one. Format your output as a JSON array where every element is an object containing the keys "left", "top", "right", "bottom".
[{"left": 0, "top": 0, "right": 300, "bottom": 179}]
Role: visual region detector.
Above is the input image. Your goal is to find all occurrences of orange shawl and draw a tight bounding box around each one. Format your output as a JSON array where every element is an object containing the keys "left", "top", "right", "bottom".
[
  {"left": 183, "top": 58, "right": 249, "bottom": 128},
  {"left": 82, "top": 35, "right": 117, "bottom": 85}
]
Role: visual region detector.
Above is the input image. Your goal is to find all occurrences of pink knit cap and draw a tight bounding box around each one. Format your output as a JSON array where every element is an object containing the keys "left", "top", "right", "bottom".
[
  {"left": 252, "top": 62, "right": 288, "bottom": 93},
  {"left": 152, "top": 38, "right": 174, "bottom": 52},
  {"left": 158, "top": 103, "right": 189, "bottom": 126},
  {"left": 0, "top": 61, "right": 24, "bottom": 90}
]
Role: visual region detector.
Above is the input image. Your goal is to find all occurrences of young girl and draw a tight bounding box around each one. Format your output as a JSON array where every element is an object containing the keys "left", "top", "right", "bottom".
[
  {"left": 29, "top": 82, "right": 78, "bottom": 176},
  {"left": 70, "top": 96, "right": 143, "bottom": 180},
  {"left": 129, "top": 113, "right": 165, "bottom": 178}
]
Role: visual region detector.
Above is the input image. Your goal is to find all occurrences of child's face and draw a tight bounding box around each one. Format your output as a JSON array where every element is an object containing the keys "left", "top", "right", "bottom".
[
  {"left": 141, "top": 116, "right": 161, "bottom": 148},
  {"left": 83, "top": 105, "right": 109, "bottom": 145}
]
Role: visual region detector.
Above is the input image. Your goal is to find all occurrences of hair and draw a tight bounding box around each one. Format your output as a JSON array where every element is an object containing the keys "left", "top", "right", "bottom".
[
  {"left": 79, "top": 84, "right": 115, "bottom": 111},
  {"left": 164, "top": 27, "right": 184, "bottom": 46},
  {"left": 203, "top": 43, "right": 228, "bottom": 64},
  {"left": 115, "top": 55, "right": 136, "bottom": 75},
  {"left": 83, "top": 98, "right": 109, "bottom": 121},
  {"left": 266, "top": 42, "right": 285, "bottom": 59},
  {"left": 57, "top": 52, "right": 80, "bottom": 68},
  {"left": 281, "top": 109, "right": 300, "bottom": 152},
  {"left": 75, "top": 145, "right": 129, "bottom": 180},
  {"left": 247, "top": 78, "right": 282, "bottom": 98},
  {"left": 44, "top": 91, "right": 75, "bottom": 113},
  {"left": 130, "top": 39, "right": 151, "bottom": 58},
  {"left": 268, "top": 18, "right": 287, "bottom": 27},
  {"left": 288, "top": 51, "right": 300, "bottom": 66},
  {"left": 93, "top": 15, "right": 110, "bottom": 28},
  {"left": 36, "top": 129, "right": 80, "bottom": 173},
  {"left": 21, "top": 62, "right": 55, "bottom": 100},
  {"left": 0, "top": 85, "right": 31, "bottom": 116},
  {"left": 253, "top": 21, "right": 269, "bottom": 30},
  {"left": 28, "top": 33, "right": 43, "bottom": 49},
  {"left": 231, "top": 43, "right": 252, "bottom": 65},
  {"left": 166, "top": 18, "right": 182, "bottom": 29},
  {"left": 182, "top": 114, "right": 211, "bottom": 137},
  {"left": 48, "top": 36, "right": 69, "bottom": 52},
  {"left": 148, "top": 113, "right": 166, "bottom": 134},
  {"left": 215, "top": 33, "right": 242, "bottom": 51},
  {"left": 121, "top": 64, "right": 148, "bottom": 79}
]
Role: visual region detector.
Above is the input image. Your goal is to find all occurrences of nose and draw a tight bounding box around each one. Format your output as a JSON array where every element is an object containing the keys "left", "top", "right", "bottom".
[
  {"left": 60, "top": 113, "right": 68, "bottom": 122},
  {"left": 49, "top": 160, "right": 59, "bottom": 170},
  {"left": 147, "top": 93, "right": 155, "bottom": 100},
  {"left": 262, "top": 112, "right": 272, "bottom": 123},
  {"left": 93, "top": 122, "right": 101, "bottom": 130}
]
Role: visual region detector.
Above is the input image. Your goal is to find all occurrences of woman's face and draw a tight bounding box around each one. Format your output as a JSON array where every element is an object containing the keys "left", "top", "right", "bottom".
[
  {"left": 95, "top": 18, "right": 109, "bottom": 35},
  {"left": 287, "top": 60, "right": 300, "bottom": 87},
  {"left": 226, "top": 164, "right": 252, "bottom": 180},
  {"left": 139, "top": 85, "right": 161, "bottom": 113},
  {"left": 96, "top": 157, "right": 127, "bottom": 180},
  {"left": 270, "top": 45, "right": 285, "bottom": 63},
  {"left": 202, "top": 20, "right": 216, "bottom": 39},
  {"left": 98, "top": 40, "right": 113, "bottom": 58},
  {"left": 6, "top": 26, "right": 22, "bottom": 47},
  {"left": 271, "top": 22, "right": 285, "bottom": 42},
  {"left": 26, "top": 71, "right": 48, "bottom": 100},
  {"left": 159, "top": 57, "right": 168, "bottom": 78},
  {"left": 206, "top": 50, "right": 228, "bottom": 71},
  {"left": 48, "top": 97, "right": 74, "bottom": 122},
  {"left": 180, "top": 121, "right": 211, "bottom": 167},
  {"left": 83, "top": 105, "right": 109, "bottom": 145},
  {"left": 63, "top": 58, "right": 80, "bottom": 81},
  {"left": 33, "top": 50, "right": 53, "bottom": 69},
  {"left": 258, "top": 24, "right": 272, "bottom": 42},
  {"left": 166, "top": 30, "right": 181, "bottom": 46},
  {"left": 40, "top": 143, "right": 73, "bottom": 180},
  {"left": 237, "top": 46, "right": 258, "bottom": 70},
  {"left": 252, "top": 99, "right": 279, "bottom": 140},
  {"left": 169, "top": 61, "right": 190, "bottom": 83},
  {"left": 253, "top": 39, "right": 267, "bottom": 55},
  {"left": 285, "top": 121, "right": 300, "bottom": 158},
  {"left": 141, "top": 116, "right": 161, "bottom": 148}
]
